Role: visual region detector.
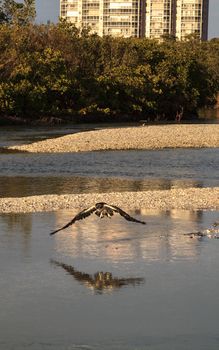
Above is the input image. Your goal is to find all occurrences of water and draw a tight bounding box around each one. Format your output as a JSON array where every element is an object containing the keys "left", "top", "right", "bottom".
[
  {"left": 1, "top": 209, "right": 219, "bottom": 350},
  {"left": 0, "top": 124, "right": 97, "bottom": 148},
  {"left": 0, "top": 124, "right": 218, "bottom": 197},
  {"left": 0, "top": 124, "right": 219, "bottom": 349},
  {"left": 0, "top": 148, "right": 218, "bottom": 197}
]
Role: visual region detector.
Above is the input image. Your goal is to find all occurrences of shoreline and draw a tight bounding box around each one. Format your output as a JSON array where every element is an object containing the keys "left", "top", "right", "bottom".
[
  {"left": 1, "top": 187, "right": 219, "bottom": 213},
  {"left": 7, "top": 124, "right": 219, "bottom": 153},
  {"left": 2, "top": 125, "right": 219, "bottom": 213}
]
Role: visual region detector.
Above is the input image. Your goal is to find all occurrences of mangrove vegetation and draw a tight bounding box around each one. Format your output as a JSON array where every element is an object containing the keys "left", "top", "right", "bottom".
[{"left": 0, "top": 0, "right": 219, "bottom": 124}]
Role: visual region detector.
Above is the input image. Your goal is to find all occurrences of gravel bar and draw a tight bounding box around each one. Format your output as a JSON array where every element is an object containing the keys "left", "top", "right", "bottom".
[
  {"left": 1, "top": 187, "right": 219, "bottom": 213},
  {"left": 7, "top": 124, "right": 219, "bottom": 153},
  {"left": 3, "top": 125, "right": 219, "bottom": 213}
]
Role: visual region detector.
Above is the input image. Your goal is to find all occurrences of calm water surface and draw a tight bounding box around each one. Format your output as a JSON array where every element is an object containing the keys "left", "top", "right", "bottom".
[
  {"left": 0, "top": 148, "right": 218, "bottom": 197},
  {"left": 0, "top": 209, "right": 219, "bottom": 349},
  {"left": 0, "top": 124, "right": 218, "bottom": 197},
  {"left": 0, "top": 124, "right": 97, "bottom": 148},
  {"left": 1, "top": 125, "right": 219, "bottom": 349}
]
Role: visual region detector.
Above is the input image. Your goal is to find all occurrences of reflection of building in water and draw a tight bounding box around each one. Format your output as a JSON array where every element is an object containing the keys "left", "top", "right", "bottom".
[
  {"left": 134, "top": 208, "right": 203, "bottom": 223},
  {"left": 168, "top": 209, "right": 203, "bottom": 222},
  {"left": 54, "top": 207, "right": 147, "bottom": 259},
  {"left": 54, "top": 208, "right": 204, "bottom": 262},
  {"left": 51, "top": 260, "right": 144, "bottom": 293}
]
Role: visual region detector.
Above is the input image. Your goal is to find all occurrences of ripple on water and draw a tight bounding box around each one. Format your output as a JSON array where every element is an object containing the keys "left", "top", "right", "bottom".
[{"left": 0, "top": 148, "right": 218, "bottom": 197}]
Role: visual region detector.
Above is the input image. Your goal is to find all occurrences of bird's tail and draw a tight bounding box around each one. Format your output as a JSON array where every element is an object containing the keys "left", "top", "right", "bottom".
[
  {"left": 49, "top": 227, "right": 64, "bottom": 235},
  {"left": 136, "top": 219, "right": 146, "bottom": 225}
]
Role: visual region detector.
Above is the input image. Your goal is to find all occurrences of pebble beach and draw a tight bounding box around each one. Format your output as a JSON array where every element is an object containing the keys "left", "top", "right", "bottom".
[
  {"left": 0, "top": 188, "right": 219, "bottom": 213},
  {"left": 3, "top": 124, "right": 219, "bottom": 213},
  {"left": 8, "top": 124, "right": 219, "bottom": 153}
]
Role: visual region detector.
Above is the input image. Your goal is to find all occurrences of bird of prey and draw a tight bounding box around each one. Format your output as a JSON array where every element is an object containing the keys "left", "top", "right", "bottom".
[{"left": 50, "top": 202, "right": 146, "bottom": 235}]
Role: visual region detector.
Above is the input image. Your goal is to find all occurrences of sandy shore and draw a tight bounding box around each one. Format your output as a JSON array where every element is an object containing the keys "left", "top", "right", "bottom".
[
  {"left": 7, "top": 124, "right": 219, "bottom": 153},
  {"left": 1, "top": 187, "right": 219, "bottom": 213}
]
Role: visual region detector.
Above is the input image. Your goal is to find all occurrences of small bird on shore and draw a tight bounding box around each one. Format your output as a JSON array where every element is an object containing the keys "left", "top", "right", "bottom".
[
  {"left": 183, "top": 231, "right": 206, "bottom": 239},
  {"left": 184, "top": 228, "right": 219, "bottom": 240},
  {"left": 49, "top": 202, "right": 146, "bottom": 235}
]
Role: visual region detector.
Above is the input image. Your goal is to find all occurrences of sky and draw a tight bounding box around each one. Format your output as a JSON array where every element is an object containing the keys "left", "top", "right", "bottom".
[{"left": 35, "top": 0, "right": 219, "bottom": 39}]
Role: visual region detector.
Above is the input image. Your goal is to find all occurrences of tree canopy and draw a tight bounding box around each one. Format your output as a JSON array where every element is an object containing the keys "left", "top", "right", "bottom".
[
  {"left": 0, "top": 0, "right": 35, "bottom": 24},
  {"left": 0, "top": 16, "right": 219, "bottom": 123}
]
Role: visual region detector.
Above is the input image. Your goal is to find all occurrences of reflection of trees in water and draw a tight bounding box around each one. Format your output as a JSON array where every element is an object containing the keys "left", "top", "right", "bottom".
[
  {"left": 157, "top": 210, "right": 204, "bottom": 261},
  {"left": 0, "top": 176, "right": 68, "bottom": 198},
  {"left": 199, "top": 108, "right": 219, "bottom": 120},
  {"left": 1, "top": 213, "right": 32, "bottom": 236},
  {"left": 51, "top": 260, "right": 144, "bottom": 294},
  {"left": 1, "top": 213, "right": 33, "bottom": 254},
  {"left": 0, "top": 176, "right": 203, "bottom": 198}
]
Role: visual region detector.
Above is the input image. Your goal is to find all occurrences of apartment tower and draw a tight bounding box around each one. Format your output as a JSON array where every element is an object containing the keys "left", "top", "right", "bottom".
[
  {"left": 60, "top": 0, "right": 209, "bottom": 40},
  {"left": 174, "top": 0, "right": 209, "bottom": 40},
  {"left": 60, "top": 0, "right": 144, "bottom": 37},
  {"left": 145, "top": 0, "right": 175, "bottom": 39},
  {"left": 145, "top": 0, "right": 209, "bottom": 40}
]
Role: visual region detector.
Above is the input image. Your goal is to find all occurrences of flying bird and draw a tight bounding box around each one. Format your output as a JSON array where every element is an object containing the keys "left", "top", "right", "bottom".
[{"left": 50, "top": 202, "right": 146, "bottom": 235}]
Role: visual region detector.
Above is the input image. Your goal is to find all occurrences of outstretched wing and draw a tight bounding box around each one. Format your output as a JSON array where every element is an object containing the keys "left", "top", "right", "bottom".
[
  {"left": 49, "top": 206, "right": 96, "bottom": 235},
  {"left": 106, "top": 204, "right": 146, "bottom": 225}
]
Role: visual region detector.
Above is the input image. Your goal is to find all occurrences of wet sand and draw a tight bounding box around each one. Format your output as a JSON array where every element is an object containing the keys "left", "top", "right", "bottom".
[
  {"left": 0, "top": 187, "right": 219, "bottom": 213},
  {"left": 7, "top": 124, "right": 219, "bottom": 153}
]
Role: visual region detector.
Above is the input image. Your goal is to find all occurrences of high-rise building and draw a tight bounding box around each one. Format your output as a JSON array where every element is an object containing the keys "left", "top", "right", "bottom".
[
  {"left": 145, "top": 0, "right": 175, "bottom": 39},
  {"left": 60, "top": 0, "right": 144, "bottom": 38},
  {"left": 103, "top": 0, "right": 144, "bottom": 37},
  {"left": 175, "top": 0, "right": 209, "bottom": 40},
  {"left": 60, "top": 0, "right": 209, "bottom": 40},
  {"left": 145, "top": 0, "right": 209, "bottom": 40}
]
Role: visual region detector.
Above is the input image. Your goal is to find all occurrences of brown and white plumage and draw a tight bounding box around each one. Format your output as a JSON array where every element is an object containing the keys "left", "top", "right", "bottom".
[{"left": 50, "top": 202, "right": 146, "bottom": 235}]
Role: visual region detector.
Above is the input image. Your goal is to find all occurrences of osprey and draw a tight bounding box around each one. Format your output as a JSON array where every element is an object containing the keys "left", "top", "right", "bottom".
[{"left": 50, "top": 202, "right": 146, "bottom": 235}]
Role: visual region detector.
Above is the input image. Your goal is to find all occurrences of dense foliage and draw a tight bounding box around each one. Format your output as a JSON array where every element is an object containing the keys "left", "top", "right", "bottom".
[
  {"left": 0, "top": 6, "right": 219, "bottom": 123},
  {"left": 0, "top": 0, "right": 36, "bottom": 25}
]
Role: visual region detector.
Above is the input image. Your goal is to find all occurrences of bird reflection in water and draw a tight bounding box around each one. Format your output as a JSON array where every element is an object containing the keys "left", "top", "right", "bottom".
[{"left": 51, "top": 260, "right": 145, "bottom": 294}]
